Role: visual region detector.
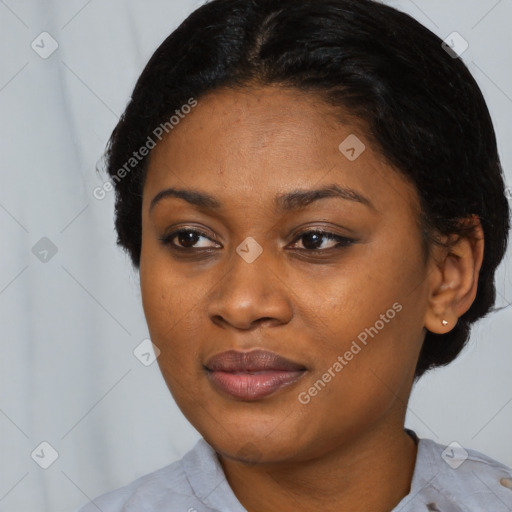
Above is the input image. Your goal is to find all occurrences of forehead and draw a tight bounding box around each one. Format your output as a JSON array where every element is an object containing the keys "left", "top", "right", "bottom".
[{"left": 143, "top": 86, "right": 420, "bottom": 219}]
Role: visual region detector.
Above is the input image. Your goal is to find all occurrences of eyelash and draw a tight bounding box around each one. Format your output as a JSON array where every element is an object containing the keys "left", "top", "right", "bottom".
[{"left": 159, "top": 228, "right": 355, "bottom": 253}]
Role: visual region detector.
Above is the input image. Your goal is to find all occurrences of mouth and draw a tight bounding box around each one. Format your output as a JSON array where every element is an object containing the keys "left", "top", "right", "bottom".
[{"left": 204, "top": 349, "right": 307, "bottom": 401}]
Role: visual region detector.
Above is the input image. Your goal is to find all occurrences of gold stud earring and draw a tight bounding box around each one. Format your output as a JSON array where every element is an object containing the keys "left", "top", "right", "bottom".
[{"left": 441, "top": 319, "right": 448, "bottom": 326}]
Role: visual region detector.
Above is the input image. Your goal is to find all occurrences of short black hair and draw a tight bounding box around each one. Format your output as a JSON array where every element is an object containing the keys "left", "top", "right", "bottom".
[{"left": 103, "top": 0, "right": 510, "bottom": 379}]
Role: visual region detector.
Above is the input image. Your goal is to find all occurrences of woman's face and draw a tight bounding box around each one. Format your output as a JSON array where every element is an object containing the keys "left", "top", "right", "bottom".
[{"left": 140, "top": 86, "right": 433, "bottom": 463}]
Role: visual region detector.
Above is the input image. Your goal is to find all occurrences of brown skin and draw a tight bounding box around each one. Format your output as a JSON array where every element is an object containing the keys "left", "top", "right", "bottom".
[{"left": 139, "top": 86, "right": 484, "bottom": 512}]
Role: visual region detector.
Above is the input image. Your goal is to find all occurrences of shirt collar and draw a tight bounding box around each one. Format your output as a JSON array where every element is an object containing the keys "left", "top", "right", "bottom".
[{"left": 182, "top": 432, "right": 464, "bottom": 512}]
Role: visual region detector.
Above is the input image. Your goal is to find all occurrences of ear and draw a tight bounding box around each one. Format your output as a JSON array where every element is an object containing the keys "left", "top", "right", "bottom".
[{"left": 423, "top": 215, "right": 484, "bottom": 334}]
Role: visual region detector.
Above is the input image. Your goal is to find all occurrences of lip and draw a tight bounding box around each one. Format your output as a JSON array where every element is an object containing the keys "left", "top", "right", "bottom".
[{"left": 204, "top": 349, "right": 307, "bottom": 401}]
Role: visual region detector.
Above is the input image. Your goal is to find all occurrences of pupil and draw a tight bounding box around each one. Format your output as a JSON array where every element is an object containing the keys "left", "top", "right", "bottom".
[
  {"left": 179, "top": 231, "right": 199, "bottom": 248},
  {"left": 303, "top": 232, "right": 322, "bottom": 249}
]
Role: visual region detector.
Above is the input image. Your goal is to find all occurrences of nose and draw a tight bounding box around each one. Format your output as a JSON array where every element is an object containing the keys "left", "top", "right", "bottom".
[{"left": 206, "top": 242, "right": 293, "bottom": 331}]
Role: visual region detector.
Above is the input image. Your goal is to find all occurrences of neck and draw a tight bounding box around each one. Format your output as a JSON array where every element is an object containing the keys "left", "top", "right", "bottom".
[{"left": 218, "top": 422, "right": 418, "bottom": 512}]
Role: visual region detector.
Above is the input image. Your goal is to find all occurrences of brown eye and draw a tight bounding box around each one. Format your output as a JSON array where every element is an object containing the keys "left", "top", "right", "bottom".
[
  {"left": 160, "top": 229, "right": 220, "bottom": 250},
  {"left": 289, "top": 230, "right": 354, "bottom": 251},
  {"left": 176, "top": 230, "right": 201, "bottom": 248}
]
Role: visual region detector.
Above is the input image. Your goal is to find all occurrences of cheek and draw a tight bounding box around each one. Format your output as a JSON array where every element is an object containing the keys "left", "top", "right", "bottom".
[
  {"left": 296, "top": 238, "right": 424, "bottom": 403},
  {"left": 139, "top": 255, "right": 213, "bottom": 375},
  {"left": 140, "top": 251, "right": 182, "bottom": 350},
  {"left": 304, "top": 244, "right": 415, "bottom": 348}
]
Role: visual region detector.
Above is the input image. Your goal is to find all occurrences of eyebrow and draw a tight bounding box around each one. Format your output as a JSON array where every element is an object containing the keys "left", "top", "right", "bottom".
[{"left": 149, "top": 184, "right": 375, "bottom": 213}]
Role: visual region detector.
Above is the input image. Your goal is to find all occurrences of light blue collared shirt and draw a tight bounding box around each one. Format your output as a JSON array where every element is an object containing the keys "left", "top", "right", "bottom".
[{"left": 76, "top": 431, "right": 512, "bottom": 511}]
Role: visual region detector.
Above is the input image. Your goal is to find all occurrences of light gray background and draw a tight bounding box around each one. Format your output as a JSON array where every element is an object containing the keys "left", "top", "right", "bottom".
[{"left": 0, "top": 1, "right": 511, "bottom": 511}]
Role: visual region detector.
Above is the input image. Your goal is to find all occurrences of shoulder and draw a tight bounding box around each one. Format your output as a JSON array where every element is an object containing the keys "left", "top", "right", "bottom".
[
  {"left": 75, "top": 439, "right": 215, "bottom": 512},
  {"left": 406, "top": 436, "right": 512, "bottom": 511}
]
